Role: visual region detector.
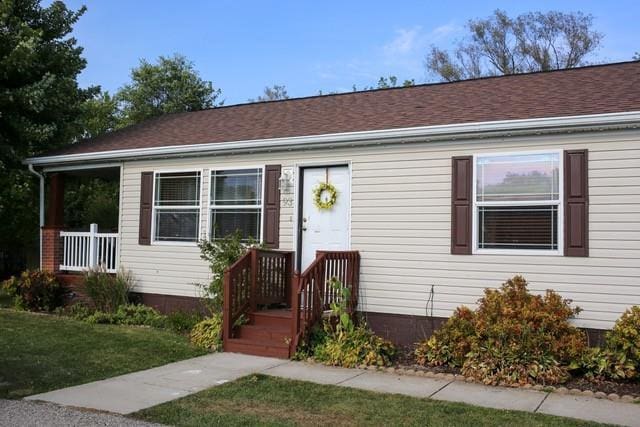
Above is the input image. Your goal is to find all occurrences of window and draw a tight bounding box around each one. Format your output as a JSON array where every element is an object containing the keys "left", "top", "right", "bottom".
[
  {"left": 153, "top": 171, "right": 201, "bottom": 243},
  {"left": 474, "top": 152, "right": 561, "bottom": 253},
  {"left": 210, "top": 168, "right": 263, "bottom": 241}
]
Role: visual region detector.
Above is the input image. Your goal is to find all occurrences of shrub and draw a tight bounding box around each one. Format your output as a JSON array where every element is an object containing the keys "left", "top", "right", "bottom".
[
  {"left": 581, "top": 306, "right": 640, "bottom": 380},
  {"left": 190, "top": 314, "right": 223, "bottom": 351},
  {"left": 164, "top": 310, "right": 203, "bottom": 334},
  {"left": 308, "top": 278, "right": 396, "bottom": 368},
  {"left": 1, "top": 270, "right": 66, "bottom": 311},
  {"left": 83, "top": 303, "right": 166, "bottom": 327},
  {"left": 83, "top": 267, "right": 134, "bottom": 312},
  {"left": 62, "top": 302, "right": 94, "bottom": 320},
  {"left": 198, "top": 230, "right": 260, "bottom": 313},
  {"left": 415, "top": 275, "right": 587, "bottom": 386}
]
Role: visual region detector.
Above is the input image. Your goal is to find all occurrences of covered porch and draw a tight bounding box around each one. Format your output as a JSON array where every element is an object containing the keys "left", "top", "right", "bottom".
[{"left": 35, "top": 164, "right": 121, "bottom": 275}]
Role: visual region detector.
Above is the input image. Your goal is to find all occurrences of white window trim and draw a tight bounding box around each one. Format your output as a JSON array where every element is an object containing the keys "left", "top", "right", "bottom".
[
  {"left": 151, "top": 168, "right": 204, "bottom": 246},
  {"left": 472, "top": 149, "right": 564, "bottom": 256},
  {"left": 207, "top": 165, "right": 265, "bottom": 242}
]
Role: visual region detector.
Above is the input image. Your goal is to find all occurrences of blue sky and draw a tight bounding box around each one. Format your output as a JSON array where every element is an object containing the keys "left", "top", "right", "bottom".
[{"left": 62, "top": 1, "right": 638, "bottom": 105}]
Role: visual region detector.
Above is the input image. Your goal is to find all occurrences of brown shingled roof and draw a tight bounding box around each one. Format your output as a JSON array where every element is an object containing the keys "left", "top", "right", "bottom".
[{"left": 46, "top": 61, "right": 640, "bottom": 157}]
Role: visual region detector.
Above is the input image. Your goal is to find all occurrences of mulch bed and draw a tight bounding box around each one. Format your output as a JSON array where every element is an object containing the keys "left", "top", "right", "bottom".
[
  {"left": 393, "top": 345, "right": 640, "bottom": 398},
  {"left": 564, "top": 377, "right": 640, "bottom": 397}
]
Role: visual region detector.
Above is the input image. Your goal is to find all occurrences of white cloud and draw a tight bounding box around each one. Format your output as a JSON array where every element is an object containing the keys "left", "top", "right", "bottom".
[
  {"left": 312, "top": 21, "right": 464, "bottom": 88},
  {"left": 383, "top": 27, "right": 422, "bottom": 56}
]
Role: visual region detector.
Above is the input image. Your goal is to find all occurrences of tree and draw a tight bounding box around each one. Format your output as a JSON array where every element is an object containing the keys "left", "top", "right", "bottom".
[
  {"left": 353, "top": 75, "right": 415, "bottom": 91},
  {"left": 80, "top": 91, "right": 119, "bottom": 139},
  {"left": 426, "top": 10, "right": 603, "bottom": 81},
  {"left": 250, "top": 84, "right": 289, "bottom": 102},
  {"left": 634, "top": 52, "right": 640, "bottom": 61},
  {"left": 0, "top": 0, "right": 95, "bottom": 277},
  {"left": 117, "top": 54, "right": 222, "bottom": 126}
]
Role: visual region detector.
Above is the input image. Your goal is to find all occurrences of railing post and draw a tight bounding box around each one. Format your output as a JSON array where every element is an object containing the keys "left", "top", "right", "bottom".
[
  {"left": 284, "top": 252, "right": 293, "bottom": 306},
  {"left": 222, "top": 269, "right": 232, "bottom": 347},
  {"left": 250, "top": 248, "right": 258, "bottom": 312},
  {"left": 289, "top": 271, "right": 300, "bottom": 356},
  {"left": 88, "top": 223, "right": 98, "bottom": 269}
]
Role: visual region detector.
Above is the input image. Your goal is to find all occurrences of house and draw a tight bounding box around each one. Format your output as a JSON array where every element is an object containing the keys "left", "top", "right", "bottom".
[{"left": 26, "top": 61, "right": 640, "bottom": 355}]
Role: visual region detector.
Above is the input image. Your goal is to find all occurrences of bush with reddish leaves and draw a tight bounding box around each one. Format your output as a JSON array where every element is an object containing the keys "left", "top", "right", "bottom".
[
  {"left": 415, "top": 275, "right": 587, "bottom": 386},
  {"left": 1, "top": 270, "right": 66, "bottom": 312}
]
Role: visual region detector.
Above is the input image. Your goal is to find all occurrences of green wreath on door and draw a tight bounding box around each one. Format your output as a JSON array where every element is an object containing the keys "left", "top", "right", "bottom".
[{"left": 313, "top": 182, "right": 338, "bottom": 210}]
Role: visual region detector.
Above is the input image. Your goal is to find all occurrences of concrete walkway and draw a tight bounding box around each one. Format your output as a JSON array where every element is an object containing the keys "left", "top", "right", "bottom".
[{"left": 26, "top": 353, "right": 640, "bottom": 426}]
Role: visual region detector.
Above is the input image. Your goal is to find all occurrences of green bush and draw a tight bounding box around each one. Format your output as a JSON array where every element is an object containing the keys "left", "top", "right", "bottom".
[
  {"left": 83, "top": 267, "right": 134, "bottom": 312},
  {"left": 307, "top": 278, "right": 396, "bottom": 368},
  {"left": 164, "top": 310, "right": 203, "bottom": 333},
  {"left": 190, "top": 314, "right": 223, "bottom": 351},
  {"left": 1, "top": 270, "right": 66, "bottom": 311},
  {"left": 581, "top": 306, "right": 640, "bottom": 380},
  {"left": 415, "top": 276, "right": 587, "bottom": 386},
  {"left": 198, "top": 230, "right": 259, "bottom": 313},
  {"left": 86, "top": 304, "right": 165, "bottom": 327}
]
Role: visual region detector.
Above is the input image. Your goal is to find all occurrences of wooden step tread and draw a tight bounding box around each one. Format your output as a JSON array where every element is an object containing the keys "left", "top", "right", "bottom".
[
  {"left": 252, "top": 309, "right": 293, "bottom": 319},
  {"left": 227, "top": 337, "right": 289, "bottom": 349}
]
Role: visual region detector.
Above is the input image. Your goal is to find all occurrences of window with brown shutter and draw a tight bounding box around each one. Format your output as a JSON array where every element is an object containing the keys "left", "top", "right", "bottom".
[
  {"left": 472, "top": 152, "right": 562, "bottom": 254},
  {"left": 451, "top": 156, "right": 472, "bottom": 254},
  {"left": 138, "top": 172, "right": 153, "bottom": 245},
  {"left": 564, "top": 149, "right": 589, "bottom": 257}
]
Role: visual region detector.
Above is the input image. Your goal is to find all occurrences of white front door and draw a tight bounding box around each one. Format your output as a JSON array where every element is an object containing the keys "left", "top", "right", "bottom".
[{"left": 300, "top": 165, "right": 350, "bottom": 270}]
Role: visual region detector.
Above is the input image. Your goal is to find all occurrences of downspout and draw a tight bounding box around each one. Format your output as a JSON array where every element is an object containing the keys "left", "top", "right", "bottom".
[{"left": 27, "top": 164, "right": 45, "bottom": 269}]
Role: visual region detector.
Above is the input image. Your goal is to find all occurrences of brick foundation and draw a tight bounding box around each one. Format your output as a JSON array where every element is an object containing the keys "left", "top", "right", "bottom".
[{"left": 42, "top": 227, "right": 63, "bottom": 273}]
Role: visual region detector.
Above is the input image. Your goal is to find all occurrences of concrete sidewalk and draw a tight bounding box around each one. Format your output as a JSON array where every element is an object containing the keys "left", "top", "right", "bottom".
[{"left": 26, "top": 353, "right": 640, "bottom": 426}]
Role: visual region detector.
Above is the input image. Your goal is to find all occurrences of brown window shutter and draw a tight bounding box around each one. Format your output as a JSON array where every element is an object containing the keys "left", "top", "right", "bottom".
[
  {"left": 139, "top": 172, "right": 153, "bottom": 245},
  {"left": 451, "top": 156, "right": 473, "bottom": 254},
  {"left": 564, "top": 150, "right": 589, "bottom": 257},
  {"left": 262, "top": 165, "right": 281, "bottom": 248}
]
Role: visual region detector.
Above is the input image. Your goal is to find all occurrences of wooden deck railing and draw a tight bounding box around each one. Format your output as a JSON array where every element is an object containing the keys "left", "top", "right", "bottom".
[
  {"left": 290, "top": 250, "right": 360, "bottom": 354},
  {"left": 222, "top": 248, "right": 293, "bottom": 344}
]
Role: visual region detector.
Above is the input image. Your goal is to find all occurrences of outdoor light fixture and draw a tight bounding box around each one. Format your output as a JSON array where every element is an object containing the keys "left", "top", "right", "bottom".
[{"left": 278, "top": 168, "right": 294, "bottom": 194}]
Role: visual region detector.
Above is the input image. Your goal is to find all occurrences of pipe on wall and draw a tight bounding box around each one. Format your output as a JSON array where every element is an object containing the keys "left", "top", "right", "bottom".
[{"left": 27, "top": 164, "right": 45, "bottom": 268}]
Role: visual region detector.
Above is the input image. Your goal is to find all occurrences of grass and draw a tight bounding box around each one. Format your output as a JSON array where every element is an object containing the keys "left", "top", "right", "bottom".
[
  {"left": 0, "top": 309, "right": 207, "bottom": 398},
  {"left": 133, "top": 374, "right": 605, "bottom": 427}
]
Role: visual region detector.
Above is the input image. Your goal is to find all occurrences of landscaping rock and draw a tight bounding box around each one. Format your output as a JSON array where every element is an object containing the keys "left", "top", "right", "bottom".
[
  {"left": 594, "top": 391, "right": 607, "bottom": 399},
  {"left": 569, "top": 388, "right": 582, "bottom": 395},
  {"left": 555, "top": 387, "right": 568, "bottom": 394},
  {"left": 608, "top": 393, "right": 620, "bottom": 401},
  {"left": 621, "top": 395, "right": 635, "bottom": 403}
]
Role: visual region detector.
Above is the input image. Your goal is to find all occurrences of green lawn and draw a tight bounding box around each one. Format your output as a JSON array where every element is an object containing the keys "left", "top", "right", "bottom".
[
  {"left": 0, "top": 310, "right": 206, "bottom": 398},
  {"left": 133, "top": 375, "right": 605, "bottom": 427}
]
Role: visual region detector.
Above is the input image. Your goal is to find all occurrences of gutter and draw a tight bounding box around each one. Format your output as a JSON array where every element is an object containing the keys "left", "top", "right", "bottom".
[
  {"left": 28, "top": 164, "right": 45, "bottom": 269},
  {"left": 24, "top": 111, "right": 640, "bottom": 167}
]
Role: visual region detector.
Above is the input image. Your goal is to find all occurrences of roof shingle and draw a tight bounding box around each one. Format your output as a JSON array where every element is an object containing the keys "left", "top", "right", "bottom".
[{"left": 47, "top": 61, "right": 640, "bottom": 157}]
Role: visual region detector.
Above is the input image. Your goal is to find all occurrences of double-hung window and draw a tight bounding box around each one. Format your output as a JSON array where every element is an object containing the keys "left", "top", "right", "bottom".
[
  {"left": 210, "top": 168, "right": 263, "bottom": 241},
  {"left": 474, "top": 152, "right": 562, "bottom": 254},
  {"left": 153, "top": 171, "right": 201, "bottom": 243}
]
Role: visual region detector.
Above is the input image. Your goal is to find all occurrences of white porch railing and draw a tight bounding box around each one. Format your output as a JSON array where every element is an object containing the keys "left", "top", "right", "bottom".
[{"left": 60, "top": 223, "right": 119, "bottom": 273}]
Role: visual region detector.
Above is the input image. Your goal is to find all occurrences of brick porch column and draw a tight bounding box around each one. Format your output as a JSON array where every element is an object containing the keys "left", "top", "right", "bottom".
[{"left": 41, "top": 173, "right": 64, "bottom": 273}]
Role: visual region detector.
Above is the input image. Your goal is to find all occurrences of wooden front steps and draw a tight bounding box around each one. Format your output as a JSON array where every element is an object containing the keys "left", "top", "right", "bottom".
[{"left": 224, "top": 309, "right": 293, "bottom": 359}]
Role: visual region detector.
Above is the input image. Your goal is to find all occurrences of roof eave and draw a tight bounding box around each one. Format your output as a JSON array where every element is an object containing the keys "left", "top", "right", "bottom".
[{"left": 24, "top": 111, "right": 640, "bottom": 167}]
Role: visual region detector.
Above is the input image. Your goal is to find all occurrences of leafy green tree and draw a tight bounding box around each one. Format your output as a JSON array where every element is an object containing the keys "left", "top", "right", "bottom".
[
  {"left": 634, "top": 52, "right": 640, "bottom": 61},
  {"left": 0, "top": 0, "right": 95, "bottom": 277},
  {"left": 353, "top": 75, "right": 415, "bottom": 91},
  {"left": 80, "top": 91, "right": 119, "bottom": 139},
  {"left": 117, "top": 54, "right": 222, "bottom": 126},
  {"left": 249, "top": 84, "right": 289, "bottom": 102},
  {"left": 426, "top": 10, "right": 603, "bottom": 81}
]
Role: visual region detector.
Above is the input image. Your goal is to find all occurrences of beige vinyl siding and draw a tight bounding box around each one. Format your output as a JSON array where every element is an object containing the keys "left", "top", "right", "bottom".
[{"left": 118, "top": 129, "right": 640, "bottom": 330}]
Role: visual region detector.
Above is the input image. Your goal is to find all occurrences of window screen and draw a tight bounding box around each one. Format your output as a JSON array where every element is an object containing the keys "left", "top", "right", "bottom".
[
  {"left": 475, "top": 153, "right": 560, "bottom": 252},
  {"left": 210, "top": 169, "right": 262, "bottom": 240},
  {"left": 153, "top": 172, "right": 201, "bottom": 242}
]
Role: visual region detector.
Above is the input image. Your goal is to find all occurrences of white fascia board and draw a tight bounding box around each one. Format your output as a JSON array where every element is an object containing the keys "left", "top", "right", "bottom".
[{"left": 24, "top": 111, "right": 640, "bottom": 167}]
